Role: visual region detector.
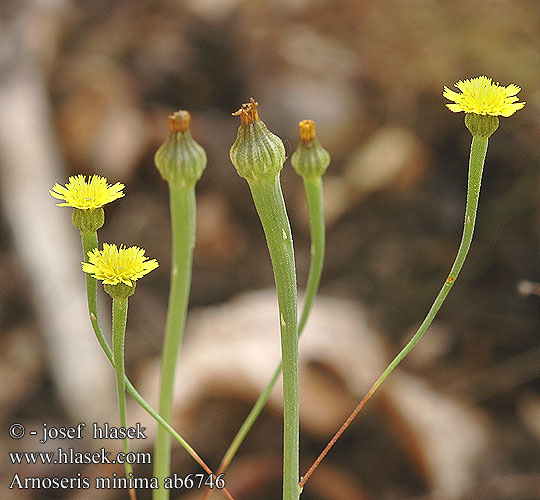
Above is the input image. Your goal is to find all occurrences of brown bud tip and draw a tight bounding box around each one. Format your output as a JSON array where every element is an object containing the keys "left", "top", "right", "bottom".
[
  {"left": 299, "top": 120, "right": 316, "bottom": 142},
  {"left": 168, "top": 110, "right": 191, "bottom": 133},
  {"left": 232, "top": 97, "right": 259, "bottom": 126}
]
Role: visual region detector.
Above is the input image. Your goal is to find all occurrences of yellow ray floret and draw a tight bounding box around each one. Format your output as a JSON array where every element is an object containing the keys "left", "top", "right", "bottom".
[
  {"left": 50, "top": 174, "right": 125, "bottom": 209},
  {"left": 443, "top": 76, "right": 525, "bottom": 117},
  {"left": 82, "top": 243, "right": 159, "bottom": 286}
]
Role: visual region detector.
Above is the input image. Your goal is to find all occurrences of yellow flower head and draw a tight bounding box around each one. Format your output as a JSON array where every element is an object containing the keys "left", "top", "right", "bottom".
[
  {"left": 50, "top": 174, "right": 125, "bottom": 209},
  {"left": 82, "top": 243, "right": 159, "bottom": 286},
  {"left": 443, "top": 76, "right": 525, "bottom": 117}
]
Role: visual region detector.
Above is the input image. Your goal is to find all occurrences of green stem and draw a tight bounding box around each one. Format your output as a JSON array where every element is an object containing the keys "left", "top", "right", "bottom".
[
  {"left": 82, "top": 231, "right": 105, "bottom": 347},
  {"left": 299, "top": 135, "right": 489, "bottom": 489},
  {"left": 153, "top": 183, "right": 196, "bottom": 500},
  {"left": 112, "top": 296, "right": 134, "bottom": 484},
  {"left": 80, "top": 232, "right": 224, "bottom": 484},
  {"left": 247, "top": 176, "right": 299, "bottom": 500},
  {"left": 212, "top": 175, "right": 325, "bottom": 480},
  {"left": 82, "top": 232, "right": 134, "bottom": 494},
  {"left": 298, "top": 176, "right": 325, "bottom": 333},
  {"left": 371, "top": 135, "right": 488, "bottom": 390}
]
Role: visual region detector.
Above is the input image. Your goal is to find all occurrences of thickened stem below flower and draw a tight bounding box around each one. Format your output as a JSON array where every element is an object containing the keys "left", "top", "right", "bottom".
[
  {"left": 247, "top": 176, "right": 299, "bottom": 500},
  {"left": 153, "top": 183, "right": 196, "bottom": 500},
  {"left": 298, "top": 176, "right": 325, "bottom": 333},
  {"left": 207, "top": 175, "right": 324, "bottom": 485},
  {"left": 112, "top": 296, "right": 136, "bottom": 500},
  {"left": 82, "top": 232, "right": 103, "bottom": 340},
  {"left": 299, "top": 135, "right": 489, "bottom": 489},
  {"left": 80, "top": 232, "right": 237, "bottom": 500},
  {"left": 81, "top": 232, "right": 135, "bottom": 500}
]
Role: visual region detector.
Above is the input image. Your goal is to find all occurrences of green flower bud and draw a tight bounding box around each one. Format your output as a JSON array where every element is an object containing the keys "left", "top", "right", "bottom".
[
  {"left": 72, "top": 207, "right": 105, "bottom": 233},
  {"left": 291, "top": 120, "right": 330, "bottom": 178},
  {"left": 230, "top": 98, "right": 286, "bottom": 182},
  {"left": 104, "top": 282, "right": 136, "bottom": 300},
  {"left": 464, "top": 113, "right": 499, "bottom": 138},
  {"left": 154, "top": 110, "right": 207, "bottom": 186}
]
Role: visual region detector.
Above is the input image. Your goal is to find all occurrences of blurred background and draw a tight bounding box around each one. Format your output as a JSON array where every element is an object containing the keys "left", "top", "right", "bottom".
[{"left": 1, "top": 0, "right": 540, "bottom": 499}]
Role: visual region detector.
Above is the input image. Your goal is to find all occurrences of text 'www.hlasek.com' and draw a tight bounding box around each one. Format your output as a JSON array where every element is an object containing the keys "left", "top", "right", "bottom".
[{"left": 8, "top": 421, "right": 226, "bottom": 491}]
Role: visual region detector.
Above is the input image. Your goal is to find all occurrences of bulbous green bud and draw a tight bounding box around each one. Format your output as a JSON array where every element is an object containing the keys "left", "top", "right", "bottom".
[
  {"left": 154, "top": 110, "right": 207, "bottom": 186},
  {"left": 72, "top": 208, "right": 105, "bottom": 233},
  {"left": 291, "top": 120, "right": 330, "bottom": 178},
  {"left": 464, "top": 113, "right": 499, "bottom": 138},
  {"left": 104, "top": 282, "right": 136, "bottom": 299},
  {"left": 230, "top": 98, "right": 286, "bottom": 182}
]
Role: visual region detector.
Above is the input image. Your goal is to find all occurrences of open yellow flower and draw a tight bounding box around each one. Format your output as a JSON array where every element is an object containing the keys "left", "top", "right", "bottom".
[
  {"left": 82, "top": 243, "right": 159, "bottom": 286},
  {"left": 443, "top": 76, "right": 525, "bottom": 117},
  {"left": 50, "top": 174, "right": 124, "bottom": 209}
]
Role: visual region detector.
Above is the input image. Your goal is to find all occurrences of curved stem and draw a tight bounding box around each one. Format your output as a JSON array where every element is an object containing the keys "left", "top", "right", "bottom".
[
  {"left": 247, "top": 176, "right": 299, "bottom": 500},
  {"left": 153, "top": 183, "right": 196, "bottom": 500},
  {"left": 112, "top": 296, "right": 136, "bottom": 500},
  {"left": 81, "top": 231, "right": 105, "bottom": 347},
  {"left": 298, "top": 176, "right": 325, "bottom": 333},
  {"left": 299, "top": 135, "right": 489, "bottom": 489},
  {"left": 202, "top": 175, "right": 326, "bottom": 495},
  {"left": 80, "top": 233, "right": 237, "bottom": 500}
]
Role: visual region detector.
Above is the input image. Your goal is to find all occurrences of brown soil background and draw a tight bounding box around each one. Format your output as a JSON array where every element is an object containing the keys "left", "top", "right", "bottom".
[{"left": 1, "top": 1, "right": 539, "bottom": 499}]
